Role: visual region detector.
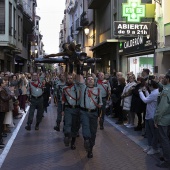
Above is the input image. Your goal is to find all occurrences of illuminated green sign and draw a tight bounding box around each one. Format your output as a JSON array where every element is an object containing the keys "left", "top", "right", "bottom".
[{"left": 122, "top": 0, "right": 145, "bottom": 23}]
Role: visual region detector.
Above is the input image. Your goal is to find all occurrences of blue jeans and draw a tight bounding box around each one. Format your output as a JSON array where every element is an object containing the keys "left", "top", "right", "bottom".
[
  {"left": 145, "top": 119, "right": 159, "bottom": 149},
  {"left": 158, "top": 125, "right": 170, "bottom": 162}
]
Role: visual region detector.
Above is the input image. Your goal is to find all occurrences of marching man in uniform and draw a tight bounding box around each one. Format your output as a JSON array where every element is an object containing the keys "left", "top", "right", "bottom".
[
  {"left": 53, "top": 73, "right": 66, "bottom": 131},
  {"left": 25, "top": 72, "right": 45, "bottom": 131},
  {"left": 77, "top": 63, "right": 103, "bottom": 158},
  {"left": 61, "top": 74, "right": 80, "bottom": 150},
  {"left": 95, "top": 72, "right": 111, "bottom": 130}
]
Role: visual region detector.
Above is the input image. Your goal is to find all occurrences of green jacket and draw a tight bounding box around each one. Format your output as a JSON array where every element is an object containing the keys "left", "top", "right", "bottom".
[{"left": 154, "top": 84, "right": 170, "bottom": 126}]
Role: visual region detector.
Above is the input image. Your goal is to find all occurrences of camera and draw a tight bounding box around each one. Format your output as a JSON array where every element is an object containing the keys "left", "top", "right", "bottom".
[{"left": 148, "top": 75, "right": 155, "bottom": 80}]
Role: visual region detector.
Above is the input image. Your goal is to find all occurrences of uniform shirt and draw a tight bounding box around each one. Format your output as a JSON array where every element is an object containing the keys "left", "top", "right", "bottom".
[
  {"left": 27, "top": 74, "right": 45, "bottom": 97},
  {"left": 95, "top": 78, "right": 111, "bottom": 98},
  {"left": 62, "top": 83, "right": 80, "bottom": 106},
  {"left": 54, "top": 80, "right": 65, "bottom": 101},
  {"left": 79, "top": 83, "right": 103, "bottom": 110}
]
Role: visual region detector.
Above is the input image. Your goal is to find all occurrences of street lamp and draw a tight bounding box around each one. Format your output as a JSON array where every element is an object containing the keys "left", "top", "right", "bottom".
[{"left": 84, "top": 27, "right": 89, "bottom": 36}]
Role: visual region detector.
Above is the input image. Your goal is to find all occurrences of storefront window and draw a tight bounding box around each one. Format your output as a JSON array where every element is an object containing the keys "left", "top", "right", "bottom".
[{"left": 128, "top": 54, "right": 154, "bottom": 78}]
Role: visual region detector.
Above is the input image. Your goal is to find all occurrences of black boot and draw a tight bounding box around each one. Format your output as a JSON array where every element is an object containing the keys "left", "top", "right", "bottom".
[
  {"left": 64, "top": 133, "right": 70, "bottom": 147},
  {"left": 54, "top": 122, "right": 60, "bottom": 131},
  {"left": 35, "top": 122, "right": 39, "bottom": 130},
  {"left": 99, "top": 118, "right": 104, "bottom": 130},
  {"left": 71, "top": 137, "right": 76, "bottom": 150},
  {"left": 84, "top": 137, "right": 91, "bottom": 152},
  {"left": 87, "top": 147, "right": 93, "bottom": 158},
  {"left": 25, "top": 124, "right": 31, "bottom": 131}
]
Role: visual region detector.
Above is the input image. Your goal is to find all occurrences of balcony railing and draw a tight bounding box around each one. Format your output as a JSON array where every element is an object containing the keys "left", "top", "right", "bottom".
[
  {"left": 75, "top": 18, "right": 82, "bottom": 31},
  {"left": 0, "top": 23, "right": 5, "bottom": 34},
  {"left": 80, "top": 11, "right": 89, "bottom": 26},
  {"left": 23, "top": 1, "right": 32, "bottom": 17}
]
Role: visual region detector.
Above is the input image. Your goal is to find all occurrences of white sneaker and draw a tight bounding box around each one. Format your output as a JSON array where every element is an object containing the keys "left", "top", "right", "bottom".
[
  {"left": 124, "top": 123, "right": 130, "bottom": 126},
  {"left": 147, "top": 148, "right": 160, "bottom": 155},
  {"left": 143, "top": 146, "right": 151, "bottom": 153},
  {"left": 126, "top": 124, "right": 135, "bottom": 128}
]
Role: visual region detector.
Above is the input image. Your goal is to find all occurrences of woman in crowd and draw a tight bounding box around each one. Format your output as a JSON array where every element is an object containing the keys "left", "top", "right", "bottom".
[
  {"left": 18, "top": 73, "right": 28, "bottom": 112},
  {"left": 121, "top": 74, "right": 136, "bottom": 128},
  {"left": 130, "top": 77, "right": 146, "bottom": 131},
  {"left": 0, "top": 78, "right": 13, "bottom": 147}
]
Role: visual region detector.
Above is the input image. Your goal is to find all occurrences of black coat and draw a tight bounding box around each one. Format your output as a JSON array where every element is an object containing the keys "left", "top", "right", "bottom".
[
  {"left": 130, "top": 83, "right": 146, "bottom": 113},
  {"left": 43, "top": 83, "right": 51, "bottom": 108}
]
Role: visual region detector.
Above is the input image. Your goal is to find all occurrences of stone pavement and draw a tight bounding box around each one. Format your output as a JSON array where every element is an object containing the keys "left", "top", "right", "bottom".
[{"left": 0, "top": 103, "right": 168, "bottom": 170}]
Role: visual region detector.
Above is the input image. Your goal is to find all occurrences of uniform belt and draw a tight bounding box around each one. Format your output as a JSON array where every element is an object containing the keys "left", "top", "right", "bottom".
[
  {"left": 65, "top": 105, "right": 80, "bottom": 109},
  {"left": 31, "top": 95, "right": 43, "bottom": 99},
  {"left": 80, "top": 107, "right": 97, "bottom": 112}
]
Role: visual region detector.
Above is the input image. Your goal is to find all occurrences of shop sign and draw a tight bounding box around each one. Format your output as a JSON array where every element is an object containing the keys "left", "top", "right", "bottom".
[
  {"left": 114, "top": 21, "right": 150, "bottom": 36},
  {"left": 122, "top": 0, "right": 145, "bottom": 23},
  {"left": 119, "top": 35, "right": 156, "bottom": 54}
]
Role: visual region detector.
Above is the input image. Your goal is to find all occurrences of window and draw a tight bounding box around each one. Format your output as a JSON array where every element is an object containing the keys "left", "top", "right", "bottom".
[
  {"left": 0, "top": 60, "right": 4, "bottom": 71},
  {"left": 13, "top": 8, "right": 16, "bottom": 38},
  {"left": 0, "top": 0, "right": 5, "bottom": 34},
  {"left": 7, "top": 61, "right": 11, "bottom": 72},
  {"left": 18, "top": 16, "right": 20, "bottom": 41},
  {"left": 9, "top": 2, "right": 12, "bottom": 36}
]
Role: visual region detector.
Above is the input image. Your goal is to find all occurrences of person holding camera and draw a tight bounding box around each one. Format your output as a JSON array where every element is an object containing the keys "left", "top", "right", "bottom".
[
  {"left": 139, "top": 79, "right": 159, "bottom": 155},
  {"left": 154, "top": 70, "right": 170, "bottom": 168}
]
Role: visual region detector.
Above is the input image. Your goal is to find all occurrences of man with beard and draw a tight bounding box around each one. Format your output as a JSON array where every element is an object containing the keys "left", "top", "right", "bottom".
[
  {"left": 25, "top": 72, "right": 45, "bottom": 131},
  {"left": 61, "top": 74, "right": 80, "bottom": 150}
]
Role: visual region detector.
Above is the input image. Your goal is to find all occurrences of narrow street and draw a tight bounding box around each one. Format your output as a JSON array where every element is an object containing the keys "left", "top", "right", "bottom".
[{"left": 0, "top": 102, "right": 165, "bottom": 170}]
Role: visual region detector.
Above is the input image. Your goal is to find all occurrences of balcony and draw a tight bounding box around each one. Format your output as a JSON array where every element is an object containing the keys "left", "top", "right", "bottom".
[
  {"left": 88, "top": 0, "right": 109, "bottom": 9},
  {"left": 23, "top": 1, "right": 32, "bottom": 18},
  {"left": 75, "top": 18, "right": 82, "bottom": 31},
  {"left": 80, "top": 11, "right": 89, "bottom": 27}
]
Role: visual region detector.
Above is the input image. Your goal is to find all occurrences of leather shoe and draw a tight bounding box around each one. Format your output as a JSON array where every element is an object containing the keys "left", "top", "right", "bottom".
[
  {"left": 35, "top": 125, "right": 39, "bottom": 130},
  {"left": 87, "top": 151, "right": 93, "bottom": 158},
  {"left": 100, "top": 126, "right": 104, "bottom": 130},
  {"left": 156, "top": 161, "right": 170, "bottom": 168},
  {"left": 71, "top": 144, "right": 76, "bottom": 150},
  {"left": 54, "top": 125, "right": 60, "bottom": 131},
  {"left": 25, "top": 124, "right": 31, "bottom": 131},
  {"left": 64, "top": 137, "right": 70, "bottom": 146},
  {"left": 2, "top": 133, "right": 7, "bottom": 137}
]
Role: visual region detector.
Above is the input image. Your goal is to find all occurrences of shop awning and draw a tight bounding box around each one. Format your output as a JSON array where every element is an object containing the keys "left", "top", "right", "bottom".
[
  {"left": 155, "top": 47, "right": 170, "bottom": 53},
  {"left": 90, "top": 39, "right": 125, "bottom": 51}
]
